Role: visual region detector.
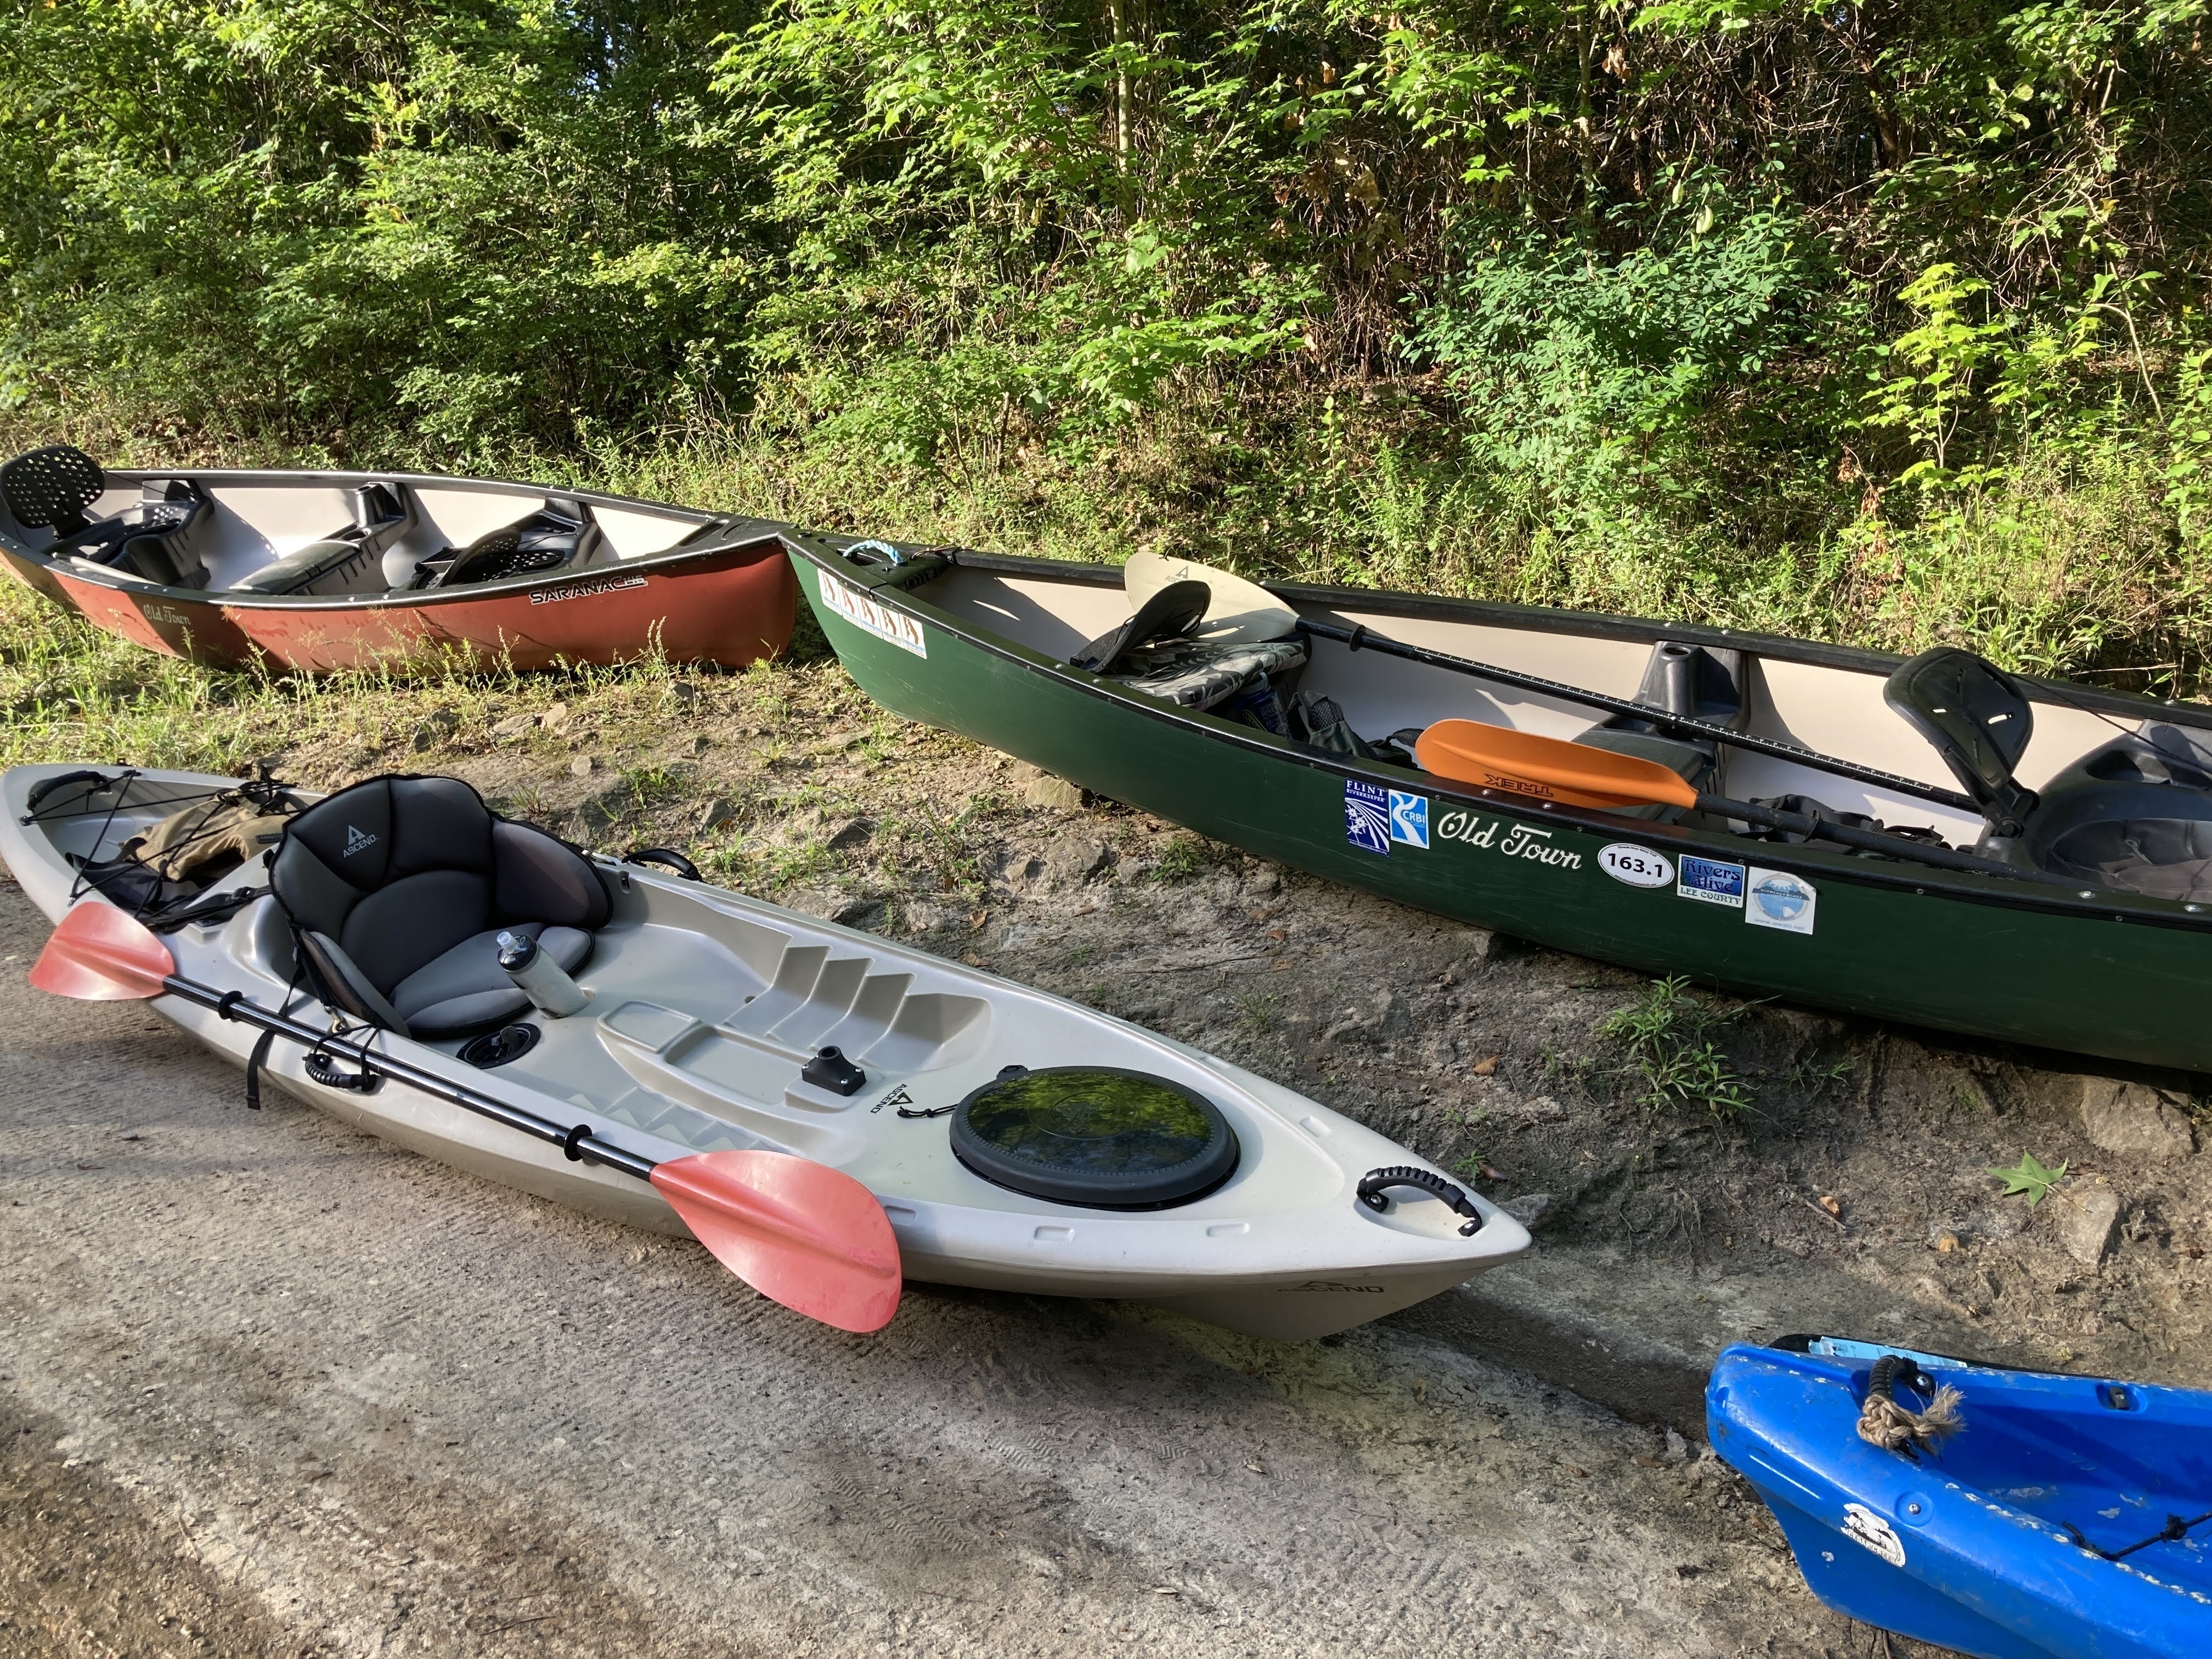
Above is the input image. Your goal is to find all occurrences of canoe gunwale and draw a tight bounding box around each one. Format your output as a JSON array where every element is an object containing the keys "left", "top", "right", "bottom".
[
  {"left": 865, "top": 540, "right": 2212, "bottom": 736},
  {"left": 786, "top": 531, "right": 2212, "bottom": 936}
]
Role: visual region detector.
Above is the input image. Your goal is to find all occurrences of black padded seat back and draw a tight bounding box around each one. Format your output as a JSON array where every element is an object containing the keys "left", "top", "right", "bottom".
[
  {"left": 1, "top": 444, "right": 104, "bottom": 533},
  {"left": 272, "top": 776, "right": 609, "bottom": 1029}
]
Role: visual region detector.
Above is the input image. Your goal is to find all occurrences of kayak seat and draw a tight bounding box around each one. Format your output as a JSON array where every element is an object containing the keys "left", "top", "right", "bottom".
[
  {"left": 270, "top": 775, "right": 611, "bottom": 1037},
  {"left": 0, "top": 444, "right": 213, "bottom": 588},
  {"left": 231, "top": 534, "right": 380, "bottom": 596},
  {"left": 2017, "top": 724, "right": 2212, "bottom": 900}
]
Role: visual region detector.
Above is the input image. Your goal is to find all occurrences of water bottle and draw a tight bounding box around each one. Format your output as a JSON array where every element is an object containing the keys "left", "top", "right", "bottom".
[{"left": 497, "top": 930, "right": 591, "bottom": 1018}]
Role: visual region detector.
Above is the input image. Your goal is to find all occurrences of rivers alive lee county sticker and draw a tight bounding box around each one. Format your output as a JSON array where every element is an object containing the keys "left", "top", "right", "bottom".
[
  {"left": 817, "top": 572, "right": 927, "bottom": 657},
  {"left": 1676, "top": 854, "right": 1746, "bottom": 907},
  {"left": 1745, "top": 866, "right": 1818, "bottom": 934},
  {"left": 1597, "top": 843, "right": 1674, "bottom": 888}
]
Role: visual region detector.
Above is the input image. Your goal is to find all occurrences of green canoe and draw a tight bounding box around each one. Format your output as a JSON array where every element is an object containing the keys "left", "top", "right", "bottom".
[{"left": 783, "top": 532, "right": 2212, "bottom": 1075}]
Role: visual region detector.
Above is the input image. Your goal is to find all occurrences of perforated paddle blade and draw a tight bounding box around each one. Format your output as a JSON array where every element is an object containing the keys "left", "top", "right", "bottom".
[
  {"left": 29, "top": 902, "right": 176, "bottom": 1000},
  {"left": 1415, "top": 719, "right": 1700, "bottom": 810},
  {"left": 648, "top": 1150, "right": 901, "bottom": 1333}
]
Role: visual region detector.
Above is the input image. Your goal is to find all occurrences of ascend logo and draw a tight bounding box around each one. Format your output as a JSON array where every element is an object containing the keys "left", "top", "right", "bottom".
[{"left": 342, "top": 824, "right": 377, "bottom": 857}]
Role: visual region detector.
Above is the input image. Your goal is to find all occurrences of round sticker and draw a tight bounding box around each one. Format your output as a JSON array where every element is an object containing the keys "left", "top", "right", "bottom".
[{"left": 1598, "top": 843, "right": 1674, "bottom": 889}]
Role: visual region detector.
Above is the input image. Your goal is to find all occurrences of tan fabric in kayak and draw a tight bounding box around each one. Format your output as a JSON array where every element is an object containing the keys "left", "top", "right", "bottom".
[{"left": 122, "top": 794, "right": 294, "bottom": 882}]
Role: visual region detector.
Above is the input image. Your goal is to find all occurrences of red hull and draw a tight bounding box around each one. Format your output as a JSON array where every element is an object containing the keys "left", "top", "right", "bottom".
[{"left": 35, "top": 538, "right": 798, "bottom": 673}]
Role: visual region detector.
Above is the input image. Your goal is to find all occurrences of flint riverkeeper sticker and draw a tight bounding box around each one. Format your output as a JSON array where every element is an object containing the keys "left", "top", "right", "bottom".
[
  {"left": 1842, "top": 1503, "right": 1907, "bottom": 1568},
  {"left": 1677, "top": 855, "right": 1746, "bottom": 907},
  {"left": 1598, "top": 843, "right": 1674, "bottom": 889},
  {"left": 1345, "top": 780, "right": 1392, "bottom": 855},
  {"left": 1388, "top": 790, "right": 1429, "bottom": 848},
  {"left": 1745, "top": 866, "right": 1818, "bottom": 935},
  {"left": 819, "top": 573, "right": 928, "bottom": 657}
]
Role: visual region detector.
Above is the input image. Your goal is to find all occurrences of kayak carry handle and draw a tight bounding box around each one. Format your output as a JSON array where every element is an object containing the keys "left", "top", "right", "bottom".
[
  {"left": 624, "top": 847, "right": 702, "bottom": 882},
  {"left": 1356, "top": 1166, "right": 1484, "bottom": 1236}
]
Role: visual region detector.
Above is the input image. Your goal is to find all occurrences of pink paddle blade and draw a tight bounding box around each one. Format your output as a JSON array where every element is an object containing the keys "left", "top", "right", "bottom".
[
  {"left": 30, "top": 902, "right": 177, "bottom": 1001},
  {"left": 649, "top": 1150, "right": 902, "bottom": 1333}
]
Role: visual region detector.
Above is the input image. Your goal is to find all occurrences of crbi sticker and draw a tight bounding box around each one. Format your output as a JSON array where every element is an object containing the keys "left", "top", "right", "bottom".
[{"left": 819, "top": 572, "right": 927, "bottom": 657}]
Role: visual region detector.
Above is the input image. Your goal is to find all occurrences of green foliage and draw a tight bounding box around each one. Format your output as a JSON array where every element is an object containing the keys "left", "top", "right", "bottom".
[
  {"left": 1988, "top": 1150, "right": 2069, "bottom": 1207},
  {"left": 7, "top": 0, "right": 2212, "bottom": 684},
  {"left": 1596, "top": 976, "right": 1753, "bottom": 1123}
]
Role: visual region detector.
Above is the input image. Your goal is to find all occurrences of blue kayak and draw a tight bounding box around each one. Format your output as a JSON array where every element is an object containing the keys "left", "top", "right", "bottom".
[{"left": 1708, "top": 1336, "right": 2212, "bottom": 1657}]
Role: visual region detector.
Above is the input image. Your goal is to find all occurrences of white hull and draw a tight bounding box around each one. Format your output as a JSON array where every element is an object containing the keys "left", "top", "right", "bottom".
[{"left": 2, "top": 764, "right": 1527, "bottom": 1339}]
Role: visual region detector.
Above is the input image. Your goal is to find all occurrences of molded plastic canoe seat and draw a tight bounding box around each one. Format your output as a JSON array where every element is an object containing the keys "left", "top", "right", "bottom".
[
  {"left": 270, "top": 775, "right": 610, "bottom": 1036},
  {"left": 232, "top": 537, "right": 380, "bottom": 596}
]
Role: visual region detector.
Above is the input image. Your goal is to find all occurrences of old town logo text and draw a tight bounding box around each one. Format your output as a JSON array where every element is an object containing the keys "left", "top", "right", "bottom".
[{"left": 1435, "top": 809, "right": 1584, "bottom": 870}]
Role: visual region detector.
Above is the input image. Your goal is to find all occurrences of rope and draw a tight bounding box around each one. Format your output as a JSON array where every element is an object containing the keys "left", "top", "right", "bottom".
[{"left": 1857, "top": 1355, "right": 1966, "bottom": 1455}]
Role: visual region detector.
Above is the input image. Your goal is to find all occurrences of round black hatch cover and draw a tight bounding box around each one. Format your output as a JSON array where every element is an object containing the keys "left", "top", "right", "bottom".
[{"left": 951, "top": 1066, "right": 1239, "bottom": 1210}]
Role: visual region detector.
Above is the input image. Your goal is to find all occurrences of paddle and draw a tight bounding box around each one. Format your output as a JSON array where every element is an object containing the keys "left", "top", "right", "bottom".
[
  {"left": 30, "top": 903, "right": 902, "bottom": 1333},
  {"left": 1124, "top": 548, "right": 1299, "bottom": 645},
  {"left": 1413, "top": 720, "right": 2063, "bottom": 884},
  {"left": 1299, "top": 617, "right": 1988, "bottom": 817}
]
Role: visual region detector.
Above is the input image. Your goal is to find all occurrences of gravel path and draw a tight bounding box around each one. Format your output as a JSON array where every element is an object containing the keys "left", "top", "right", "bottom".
[{"left": 0, "top": 876, "right": 1879, "bottom": 1657}]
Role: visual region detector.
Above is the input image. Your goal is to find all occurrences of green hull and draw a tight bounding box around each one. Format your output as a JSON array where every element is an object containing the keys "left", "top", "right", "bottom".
[{"left": 787, "top": 539, "right": 2212, "bottom": 1075}]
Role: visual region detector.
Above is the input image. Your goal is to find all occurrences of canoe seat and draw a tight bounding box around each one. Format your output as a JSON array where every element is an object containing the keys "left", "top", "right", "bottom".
[
  {"left": 2021, "top": 725, "right": 2212, "bottom": 901},
  {"left": 231, "top": 535, "right": 379, "bottom": 596},
  {"left": 270, "top": 775, "right": 610, "bottom": 1037},
  {"left": 1, "top": 444, "right": 212, "bottom": 588},
  {"left": 409, "top": 505, "right": 597, "bottom": 590}
]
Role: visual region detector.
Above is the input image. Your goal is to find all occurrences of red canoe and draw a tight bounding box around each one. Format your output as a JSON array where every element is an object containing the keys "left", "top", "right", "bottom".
[{"left": 0, "top": 446, "right": 797, "bottom": 673}]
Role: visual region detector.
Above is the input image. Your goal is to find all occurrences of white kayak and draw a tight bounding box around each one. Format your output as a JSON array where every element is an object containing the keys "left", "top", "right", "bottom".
[{"left": 1, "top": 763, "right": 1527, "bottom": 1338}]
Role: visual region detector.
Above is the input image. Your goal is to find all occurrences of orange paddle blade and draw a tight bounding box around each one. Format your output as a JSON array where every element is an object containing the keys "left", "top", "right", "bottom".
[
  {"left": 650, "top": 1150, "right": 902, "bottom": 1333},
  {"left": 30, "top": 902, "right": 177, "bottom": 1000},
  {"left": 1415, "top": 719, "right": 1701, "bottom": 811}
]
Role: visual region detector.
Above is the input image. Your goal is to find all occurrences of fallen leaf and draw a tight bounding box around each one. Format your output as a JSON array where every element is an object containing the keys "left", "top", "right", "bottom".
[
  {"left": 1471, "top": 1053, "right": 1501, "bottom": 1077},
  {"left": 1266, "top": 928, "right": 1288, "bottom": 941},
  {"left": 1245, "top": 1461, "right": 1267, "bottom": 1475},
  {"left": 967, "top": 908, "right": 989, "bottom": 930},
  {"left": 1634, "top": 1455, "right": 1666, "bottom": 1469},
  {"left": 1818, "top": 1194, "right": 1841, "bottom": 1217},
  {"left": 1564, "top": 1464, "right": 1588, "bottom": 1479},
  {"left": 1989, "top": 1152, "right": 2068, "bottom": 1207}
]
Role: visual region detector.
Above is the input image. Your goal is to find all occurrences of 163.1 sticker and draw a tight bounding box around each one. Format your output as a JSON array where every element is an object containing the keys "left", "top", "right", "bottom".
[{"left": 1598, "top": 843, "right": 1674, "bottom": 889}]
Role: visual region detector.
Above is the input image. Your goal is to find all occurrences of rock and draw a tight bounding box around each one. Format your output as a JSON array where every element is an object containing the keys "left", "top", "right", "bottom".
[
  {"left": 783, "top": 887, "right": 881, "bottom": 927},
  {"left": 1502, "top": 1094, "right": 1565, "bottom": 1125},
  {"left": 1500, "top": 1192, "right": 1555, "bottom": 1229},
  {"left": 410, "top": 708, "right": 458, "bottom": 751},
  {"left": 540, "top": 701, "right": 572, "bottom": 731},
  {"left": 2061, "top": 1185, "right": 2123, "bottom": 1266},
  {"left": 1023, "top": 774, "right": 1085, "bottom": 811},
  {"left": 579, "top": 787, "right": 630, "bottom": 832},
  {"left": 570, "top": 755, "right": 597, "bottom": 778},
  {"left": 669, "top": 680, "right": 699, "bottom": 704},
  {"left": 1244, "top": 865, "right": 1282, "bottom": 896},
  {"left": 489, "top": 712, "right": 537, "bottom": 742},
  {"left": 690, "top": 733, "right": 713, "bottom": 757},
  {"left": 1042, "top": 838, "right": 1111, "bottom": 885},
  {"left": 823, "top": 817, "right": 873, "bottom": 853},
  {"left": 698, "top": 797, "right": 740, "bottom": 833},
  {"left": 2074, "top": 1077, "right": 2196, "bottom": 1162}
]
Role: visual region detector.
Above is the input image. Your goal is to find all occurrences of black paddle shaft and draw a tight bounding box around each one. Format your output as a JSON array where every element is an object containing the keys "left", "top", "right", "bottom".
[
  {"left": 1300, "top": 618, "right": 1984, "bottom": 816},
  {"left": 1700, "top": 794, "right": 2066, "bottom": 884},
  {"left": 159, "top": 974, "right": 658, "bottom": 1181}
]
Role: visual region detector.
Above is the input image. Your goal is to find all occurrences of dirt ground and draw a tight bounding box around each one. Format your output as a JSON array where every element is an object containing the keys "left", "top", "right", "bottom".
[{"left": 4, "top": 634, "right": 2208, "bottom": 1655}]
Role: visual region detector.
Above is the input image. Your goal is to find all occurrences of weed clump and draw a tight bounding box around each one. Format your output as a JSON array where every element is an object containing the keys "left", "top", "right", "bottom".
[{"left": 1595, "top": 977, "right": 1752, "bottom": 1124}]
